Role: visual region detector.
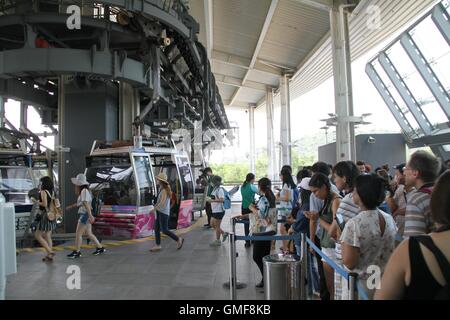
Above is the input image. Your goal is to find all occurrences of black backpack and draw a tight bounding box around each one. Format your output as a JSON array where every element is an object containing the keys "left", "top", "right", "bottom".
[{"left": 414, "top": 235, "right": 450, "bottom": 300}]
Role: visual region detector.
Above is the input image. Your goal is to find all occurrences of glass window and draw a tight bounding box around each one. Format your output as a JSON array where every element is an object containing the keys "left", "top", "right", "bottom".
[
  {"left": 0, "top": 167, "right": 34, "bottom": 204},
  {"left": 86, "top": 155, "right": 137, "bottom": 206},
  {"left": 372, "top": 60, "right": 421, "bottom": 135},
  {"left": 410, "top": 15, "right": 450, "bottom": 92},
  {"left": 152, "top": 155, "right": 181, "bottom": 205},
  {"left": 133, "top": 155, "right": 155, "bottom": 206},
  {"left": 176, "top": 156, "right": 194, "bottom": 200}
]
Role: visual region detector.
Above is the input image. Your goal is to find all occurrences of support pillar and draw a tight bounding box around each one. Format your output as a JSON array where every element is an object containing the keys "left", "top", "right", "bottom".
[
  {"left": 119, "top": 81, "right": 139, "bottom": 140},
  {"left": 19, "top": 102, "right": 28, "bottom": 130},
  {"left": 280, "top": 73, "right": 292, "bottom": 167},
  {"left": 0, "top": 97, "right": 5, "bottom": 128},
  {"left": 330, "top": 1, "right": 356, "bottom": 162},
  {"left": 266, "top": 88, "right": 276, "bottom": 180},
  {"left": 248, "top": 104, "right": 256, "bottom": 174}
]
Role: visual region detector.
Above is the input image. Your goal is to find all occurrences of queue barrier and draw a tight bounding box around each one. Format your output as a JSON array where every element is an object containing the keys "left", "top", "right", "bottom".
[{"left": 228, "top": 217, "right": 369, "bottom": 300}]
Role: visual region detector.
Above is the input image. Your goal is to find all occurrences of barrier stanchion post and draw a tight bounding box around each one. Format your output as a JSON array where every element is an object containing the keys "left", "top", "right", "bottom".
[
  {"left": 300, "top": 233, "right": 307, "bottom": 300},
  {"left": 228, "top": 217, "right": 237, "bottom": 300},
  {"left": 348, "top": 273, "right": 358, "bottom": 300}
]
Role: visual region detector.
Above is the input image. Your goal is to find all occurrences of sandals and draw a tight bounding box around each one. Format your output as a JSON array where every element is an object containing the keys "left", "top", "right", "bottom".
[
  {"left": 177, "top": 238, "right": 185, "bottom": 250},
  {"left": 42, "top": 252, "right": 55, "bottom": 262}
]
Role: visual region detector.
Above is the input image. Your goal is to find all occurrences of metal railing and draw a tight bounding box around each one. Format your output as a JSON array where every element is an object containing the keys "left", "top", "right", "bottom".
[{"left": 227, "top": 216, "right": 370, "bottom": 300}]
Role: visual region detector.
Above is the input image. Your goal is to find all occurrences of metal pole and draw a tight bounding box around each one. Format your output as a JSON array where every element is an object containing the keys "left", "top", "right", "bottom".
[
  {"left": 300, "top": 233, "right": 307, "bottom": 300},
  {"left": 330, "top": 1, "right": 356, "bottom": 162},
  {"left": 249, "top": 104, "right": 256, "bottom": 174},
  {"left": 348, "top": 272, "right": 358, "bottom": 300},
  {"left": 280, "top": 73, "right": 292, "bottom": 167},
  {"left": 229, "top": 217, "right": 237, "bottom": 300},
  {"left": 266, "top": 88, "right": 276, "bottom": 180},
  {"left": 0, "top": 97, "right": 5, "bottom": 128}
]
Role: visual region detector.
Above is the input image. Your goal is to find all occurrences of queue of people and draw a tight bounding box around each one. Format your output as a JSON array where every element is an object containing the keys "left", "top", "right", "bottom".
[
  {"left": 201, "top": 150, "right": 448, "bottom": 300},
  {"left": 27, "top": 150, "right": 449, "bottom": 300}
]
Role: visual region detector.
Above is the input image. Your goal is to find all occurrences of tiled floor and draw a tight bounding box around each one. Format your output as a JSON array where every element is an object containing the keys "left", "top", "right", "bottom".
[{"left": 6, "top": 218, "right": 265, "bottom": 300}]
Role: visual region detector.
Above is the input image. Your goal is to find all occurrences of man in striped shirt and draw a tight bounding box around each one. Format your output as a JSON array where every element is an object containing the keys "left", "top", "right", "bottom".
[{"left": 403, "top": 151, "right": 440, "bottom": 238}]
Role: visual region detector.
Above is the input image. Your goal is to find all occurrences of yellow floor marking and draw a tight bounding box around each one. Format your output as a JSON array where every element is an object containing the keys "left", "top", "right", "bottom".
[{"left": 17, "top": 215, "right": 206, "bottom": 254}]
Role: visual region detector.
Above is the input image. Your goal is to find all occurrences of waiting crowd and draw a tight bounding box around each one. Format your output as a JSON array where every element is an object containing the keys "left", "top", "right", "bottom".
[{"left": 199, "top": 152, "right": 450, "bottom": 300}]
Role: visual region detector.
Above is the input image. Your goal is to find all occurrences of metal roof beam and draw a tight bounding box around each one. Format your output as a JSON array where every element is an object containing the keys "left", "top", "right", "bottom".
[
  {"left": 211, "top": 50, "right": 281, "bottom": 77},
  {"left": 215, "top": 74, "right": 270, "bottom": 92},
  {"left": 229, "top": 0, "right": 279, "bottom": 106},
  {"left": 293, "top": 0, "right": 333, "bottom": 12},
  {"left": 223, "top": 100, "right": 249, "bottom": 108}
]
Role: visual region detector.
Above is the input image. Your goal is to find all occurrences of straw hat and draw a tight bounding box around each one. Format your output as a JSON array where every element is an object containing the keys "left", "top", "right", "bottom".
[
  {"left": 71, "top": 173, "right": 89, "bottom": 186},
  {"left": 156, "top": 172, "right": 169, "bottom": 184}
]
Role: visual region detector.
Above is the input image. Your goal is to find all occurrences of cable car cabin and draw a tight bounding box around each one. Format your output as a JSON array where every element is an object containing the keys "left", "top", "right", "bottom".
[
  {"left": 86, "top": 147, "right": 156, "bottom": 240},
  {"left": 31, "top": 152, "right": 59, "bottom": 196},
  {"left": 145, "top": 147, "right": 194, "bottom": 230},
  {"left": 0, "top": 152, "right": 35, "bottom": 239}
]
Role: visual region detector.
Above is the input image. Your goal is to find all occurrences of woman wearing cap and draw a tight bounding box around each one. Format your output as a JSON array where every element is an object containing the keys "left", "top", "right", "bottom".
[
  {"left": 66, "top": 173, "right": 105, "bottom": 258},
  {"left": 150, "top": 172, "right": 184, "bottom": 252}
]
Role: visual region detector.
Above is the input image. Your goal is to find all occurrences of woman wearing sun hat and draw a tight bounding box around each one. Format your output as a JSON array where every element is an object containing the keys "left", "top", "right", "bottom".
[
  {"left": 66, "top": 173, "right": 105, "bottom": 258},
  {"left": 150, "top": 172, "right": 184, "bottom": 252}
]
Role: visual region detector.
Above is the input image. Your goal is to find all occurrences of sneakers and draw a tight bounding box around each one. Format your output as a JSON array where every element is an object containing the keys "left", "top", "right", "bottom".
[
  {"left": 210, "top": 239, "right": 221, "bottom": 247},
  {"left": 222, "top": 232, "right": 229, "bottom": 242},
  {"left": 203, "top": 223, "right": 211, "bottom": 228},
  {"left": 93, "top": 247, "right": 106, "bottom": 255},
  {"left": 67, "top": 251, "right": 81, "bottom": 259}
]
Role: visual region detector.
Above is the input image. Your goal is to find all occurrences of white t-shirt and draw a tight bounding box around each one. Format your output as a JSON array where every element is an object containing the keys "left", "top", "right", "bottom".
[
  {"left": 211, "top": 187, "right": 225, "bottom": 213},
  {"left": 77, "top": 188, "right": 92, "bottom": 214},
  {"left": 340, "top": 209, "right": 397, "bottom": 280},
  {"left": 278, "top": 184, "right": 293, "bottom": 216}
]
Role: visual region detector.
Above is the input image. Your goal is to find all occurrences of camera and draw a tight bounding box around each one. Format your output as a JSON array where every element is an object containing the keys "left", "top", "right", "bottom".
[{"left": 367, "top": 136, "right": 376, "bottom": 144}]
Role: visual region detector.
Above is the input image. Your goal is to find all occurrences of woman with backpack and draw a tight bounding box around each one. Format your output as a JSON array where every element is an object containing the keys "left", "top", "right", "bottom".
[
  {"left": 375, "top": 170, "right": 450, "bottom": 300},
  {"left": 248, "top": 177, "right": 277, "bottom": 288},
  {"left": 66, "top": 174, "right": 105, "bottom": 258},
  {"left": 150, "top": 172, "right": 184, "bottom": 252},
  {"left": 33, "top": 176, "right": 57, "bottom": 262},
  {"left": 207, "top": 175, "right": 227, "bottom": 247},
  {"left": 277, "top": 166, "right": 297, "bottom": 253}
]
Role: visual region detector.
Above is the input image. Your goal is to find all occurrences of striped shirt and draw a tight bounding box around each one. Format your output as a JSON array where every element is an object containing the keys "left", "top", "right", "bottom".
[
  {"left": 336, "top": 192, "right": 360, "bottom": 224},
  {"left": 404, "top": 187, "right": 434, "bottom": 238}
]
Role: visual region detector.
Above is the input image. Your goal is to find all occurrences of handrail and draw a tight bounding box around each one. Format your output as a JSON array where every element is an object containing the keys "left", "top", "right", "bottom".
[
  {"left": 305, "top": 237, "right": 369, "bottom": 300},
  {"left": 228, "top": 214, "right": 370, "bottom": 300}
]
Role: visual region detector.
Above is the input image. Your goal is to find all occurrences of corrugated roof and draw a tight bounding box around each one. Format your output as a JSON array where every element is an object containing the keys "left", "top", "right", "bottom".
[{"left": 188, "top": 0, "right": 439, "bottom": 109}]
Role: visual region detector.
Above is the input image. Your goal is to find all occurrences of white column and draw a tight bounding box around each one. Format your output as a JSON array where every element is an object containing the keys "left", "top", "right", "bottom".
[
  {"left": 0, "top": 97, "right": 5, "bottom": 128},
  {"left": 19, "top": 102, "right": 28, "bottom": 130},
  {"left": 330, "top": 1, "right": 356, "bottom": 162},
  {"left": 249, "top": 104, "right": 256, "bottom": 173},
  {"left": 280, "top": 73, "right": 292, "bottom": 166},
  {"left": 266, "top": 88, "right": 276, "bottom": 180}
]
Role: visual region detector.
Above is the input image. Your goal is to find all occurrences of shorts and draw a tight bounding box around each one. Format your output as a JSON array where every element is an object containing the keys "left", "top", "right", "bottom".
[
  {"left": 79, "top": 213, "right": 89, "bottom": 225},
  {"left": 212, "top": 211, "right": 225, "bottom": 220}
]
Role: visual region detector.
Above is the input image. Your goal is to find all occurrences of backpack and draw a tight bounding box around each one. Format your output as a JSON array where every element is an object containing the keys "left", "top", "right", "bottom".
[
  {"left": 292, "top": 187, "right": 300, "bottom": 208},
  {"left": 221, "top": 187, "right": 231, "bottom": 210},
  {"left": 414, "top": 235, "right": 450, "bottom": 300},
  {"left": 44, "top": 190, "right": 62, "bottom": 221}
]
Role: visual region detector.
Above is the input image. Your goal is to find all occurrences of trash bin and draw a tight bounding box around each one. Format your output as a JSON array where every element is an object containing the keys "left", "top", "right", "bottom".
[{"left": 263, "top": 254, "right": 301, "bottom": 300}]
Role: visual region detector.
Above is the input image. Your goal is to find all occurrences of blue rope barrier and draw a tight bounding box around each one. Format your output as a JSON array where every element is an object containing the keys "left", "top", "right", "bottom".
[
  {"left": 305, "top": 238, "right": 349, "bottom": 280},
  {"left": 234, "top": 219, "right": 287, "bottom": 225},
  {"left": 357, "top": 281, "right": 370, "bottom": 301},
  {"left": 235, "top": 235, "right": 301, "bottom": 241}
]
